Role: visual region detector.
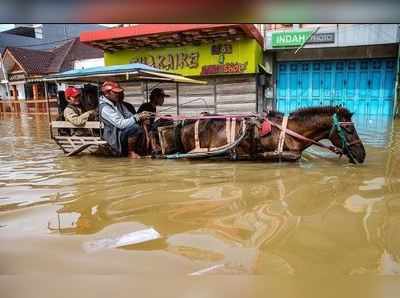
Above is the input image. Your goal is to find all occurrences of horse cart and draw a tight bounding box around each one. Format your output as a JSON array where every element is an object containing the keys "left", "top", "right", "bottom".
[{"left": 43, "top": 63, "right": 365, "bottom": 163}]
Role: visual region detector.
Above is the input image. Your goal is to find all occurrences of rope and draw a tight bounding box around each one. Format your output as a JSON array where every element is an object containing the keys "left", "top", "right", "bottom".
[
  {"left": 151, "top": 112, "right": 258, "bottom": 121},
  {"left": 269, "top": 119, "right": 343, "bottom": 155},
  {"left": 163, "top": 119, "right": 247, "bottom": 159}
]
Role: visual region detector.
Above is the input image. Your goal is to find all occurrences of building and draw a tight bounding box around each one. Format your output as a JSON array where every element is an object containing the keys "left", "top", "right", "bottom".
[
  {"left": 0, "top": 38, "right": 103, "bottom": 106},
  {"left": 0, "top": 24, "right": 106, "bottom": 105},
  {"left": 80, "top": 24, "right": 265, "bottom": 115},
  {"left": 264, "top": 24, "right": 400, "bottom": 117},
  {"left": 0, "top": 24, "right": 106, "bottom": 53}
]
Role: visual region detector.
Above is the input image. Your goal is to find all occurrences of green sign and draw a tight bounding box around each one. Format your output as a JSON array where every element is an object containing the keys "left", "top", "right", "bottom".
[
  {"left": 104, "top": 38, "right": 262, "bottom": 76},
  {"left": 272, "top": 31, "right": 313, "bottom": 48}
]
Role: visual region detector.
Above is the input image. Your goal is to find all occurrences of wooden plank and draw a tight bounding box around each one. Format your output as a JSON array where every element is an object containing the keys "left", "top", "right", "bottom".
[
  {"left": 179, "top": 107, "right": 215, "bottom": 116},
  {"left": 217, "top": 93, "right": 256, "bottom": 103},
  {"left": 179, "top": 95, "right": 214, "bottom": 106},
  {"left": 51, "top": 121, "right": 103, "bottom": 129},
  {"left": 216, "top": 103, "right": 256, "bottom": 113},
  {"left": 66, "top": 144, "right": 93, "bottom": 156},
  {"left": 54, "top": 136, "right": 104, "bottom": 141},
  {"left": 216, "top": 83, "right": 256, "bottom": 94},
  {"left": 216, "top": 75, "right": 256, "bottom": 84},
  {"left": 179, "top": 84, "right": 214, "bottom": 94},
  {"left": 178, "top": 104, "right": 216, "bottom": 109}
]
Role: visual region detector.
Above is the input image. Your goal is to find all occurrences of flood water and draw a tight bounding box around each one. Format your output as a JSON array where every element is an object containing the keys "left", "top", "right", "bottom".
[{"left": 1, "top": 114, "right": 400, "bottom": 297}]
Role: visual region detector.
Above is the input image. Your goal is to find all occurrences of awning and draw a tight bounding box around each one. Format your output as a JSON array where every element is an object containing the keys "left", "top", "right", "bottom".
[
  {"left": 80, "top": 24, "right": 264, "bottom": 52},
  {"left": 139, "top": 70, "right": 207, "bottom": 84},
  {"left": 43, "top": 63, "right": 207, "bottom": 85}
]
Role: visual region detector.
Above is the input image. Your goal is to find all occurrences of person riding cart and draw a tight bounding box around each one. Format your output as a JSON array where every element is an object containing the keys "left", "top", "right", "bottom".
[
  {"left": 138, "top": 88, "right": 169, "bottom": 113},
  {"left": 99, "top": 81, "right": 151, "bottom": 158},
  {"left": 63, "top": 86, "right": 97, "bottom": 136}
]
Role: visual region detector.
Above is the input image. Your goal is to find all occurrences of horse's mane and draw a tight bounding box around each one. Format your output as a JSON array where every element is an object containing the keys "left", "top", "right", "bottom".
[
  {"left": 267, "top": 110, "right": 284, "bottom": 118},
  {"left": 289, "top": 106, "right": 353, "bottom": 120}
]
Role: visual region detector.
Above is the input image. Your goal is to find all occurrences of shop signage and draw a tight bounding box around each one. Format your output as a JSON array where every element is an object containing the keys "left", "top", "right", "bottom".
[
  {"left": 272, "top": 31, "right": 335, "bottom": 48},
  {"left": 105, "top": 38, "right": 262, "bottom": 76},
  {"left": 131, "top": 52, "right": 200, "bottom": 71},
  {"left": 201, "top": 62, "right": 248, "bottom": 75},
  {"left": 8, "top": 73, "right": 25, "bottom": 81},
  {"left": 308, "top": 32, "right": 335, "bottom": 44},
  {"left": 272, "top": 31, "right": 313, "bottom": 48}
]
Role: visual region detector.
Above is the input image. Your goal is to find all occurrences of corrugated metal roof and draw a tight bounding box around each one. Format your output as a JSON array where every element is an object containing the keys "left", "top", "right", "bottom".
[{"left": 44, "top": 63, "right": 207, "bottom": 85}]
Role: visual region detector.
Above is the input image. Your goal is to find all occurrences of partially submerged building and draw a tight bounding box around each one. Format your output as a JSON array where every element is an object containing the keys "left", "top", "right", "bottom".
[
  {"left": 264, "top": 24, "right": 400, "bottom": 117},
  {"left": 80, "top": 24, "right": 266, "bottom": 115},
  {"left": 0, "top": 38, "right": 103, "bottom": 101}
]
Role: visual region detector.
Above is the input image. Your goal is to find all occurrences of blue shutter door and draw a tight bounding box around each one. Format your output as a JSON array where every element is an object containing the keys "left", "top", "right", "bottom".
[
  {"left": 322, "top": 62, "right": 333, "bottom": 106},
  {"left": 383, "top": 60, "right": 395, "bottom": 115},
  {"left": 370, "top": 60, "right": 382, "bottom": 115},
  {"left": 276, "top": 58, "right": 395, "bottom": 116},
  {"left": 277, "top": 63, "right": 288, "bottom": 112},
  {"left": 300, "top": 63, "right": 311, "bottom": 108},
  {"left": 312, "top": 62, "right": 321, "bottom": 107},
  {"left": 358, "top": 60, "right": 369, "bottom": 115},
  {"left": 289, "top": 63, "right": 299, "bottom": 112},
  {"left": 334, "top": 62, "right": 345, "bottom": 106}
]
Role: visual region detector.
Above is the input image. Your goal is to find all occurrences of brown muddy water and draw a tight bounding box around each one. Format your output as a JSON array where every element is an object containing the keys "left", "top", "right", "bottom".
[{"left": 0, "top": 114, "right": 400, "bottom": 298}]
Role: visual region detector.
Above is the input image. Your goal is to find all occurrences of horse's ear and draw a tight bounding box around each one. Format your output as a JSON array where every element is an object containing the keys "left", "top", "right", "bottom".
[{"left": 350, "top": 112, "right": 354, "bottom": 118}]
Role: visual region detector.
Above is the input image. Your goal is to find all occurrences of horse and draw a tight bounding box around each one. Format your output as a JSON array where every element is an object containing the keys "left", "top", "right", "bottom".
[{"left": 148, "top": 106, "right": 366, "bottom": 164}]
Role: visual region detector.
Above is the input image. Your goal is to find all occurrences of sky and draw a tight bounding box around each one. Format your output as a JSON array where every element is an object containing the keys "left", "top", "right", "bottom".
[
  {"left": 0, "top": 24, "right": 118, "bottom": 33},
  {"left": 0, "top": 24, "right": 15, "bottom": 32}
]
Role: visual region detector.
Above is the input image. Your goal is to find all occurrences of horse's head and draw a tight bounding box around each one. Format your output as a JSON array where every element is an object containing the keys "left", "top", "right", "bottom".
[{"left": 328, "top": 110, "right": 365, "bottom": 164}]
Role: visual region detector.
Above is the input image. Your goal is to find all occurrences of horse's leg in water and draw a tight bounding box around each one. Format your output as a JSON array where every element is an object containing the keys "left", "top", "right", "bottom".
[
  {"left": 142, "top": 124, "right": 151, "bottom": 155},
  {"left": 256, "top": 151, "right": 301, "bottom": 162},
  {"left": 149, "top": 130, "right": 161, "bottom": 156}
]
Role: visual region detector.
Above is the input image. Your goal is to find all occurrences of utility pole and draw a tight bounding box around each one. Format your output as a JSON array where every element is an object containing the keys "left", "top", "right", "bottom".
[{"left": 0, "top": 54, "right": 10, "bottom": 99}]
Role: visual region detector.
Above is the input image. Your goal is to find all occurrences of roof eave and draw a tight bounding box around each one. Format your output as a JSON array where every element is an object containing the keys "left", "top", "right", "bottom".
[{"left": 80, "top": 24, "right": 264, "bottom": 48}]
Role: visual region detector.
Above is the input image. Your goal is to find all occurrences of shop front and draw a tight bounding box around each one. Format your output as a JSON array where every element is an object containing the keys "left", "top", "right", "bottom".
[
  {"left": 266, "top": 26, "right": 399, "bottom": 117},
  {"left": 81, "top": 24, "right": 265, "bottom": 115}
]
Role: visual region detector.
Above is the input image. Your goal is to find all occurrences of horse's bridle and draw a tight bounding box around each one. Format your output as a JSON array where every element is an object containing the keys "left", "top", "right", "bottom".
[
  {"left": 267, "top": 112, "right": 362, "bottom": 160},
  {"left": 329, "top": 113, "right": 362, "bottom": 162}
]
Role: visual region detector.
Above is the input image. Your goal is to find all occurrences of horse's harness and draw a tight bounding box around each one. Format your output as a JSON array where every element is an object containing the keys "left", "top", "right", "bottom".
[
  {"left": 152, "top": 112, "right": 360, "bottom": 160},
  {"left": 268, "top": 113, "right": 361, "bottom": 158}
]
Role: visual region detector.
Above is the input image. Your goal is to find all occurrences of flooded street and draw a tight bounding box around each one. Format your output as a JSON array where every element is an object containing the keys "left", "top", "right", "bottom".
[{"left": 1, "top": 114, "right": 400, "bottom": 297}]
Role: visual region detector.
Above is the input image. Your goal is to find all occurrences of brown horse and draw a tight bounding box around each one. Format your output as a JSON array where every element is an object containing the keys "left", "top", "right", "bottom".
[{"left": 149, "top": 106, "right": 366, "bottom": 164}]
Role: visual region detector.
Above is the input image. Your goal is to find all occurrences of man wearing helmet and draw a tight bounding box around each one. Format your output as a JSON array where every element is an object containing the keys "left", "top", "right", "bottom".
[{"left": 98, "top": 81, "right": 150, "bottom": 158}]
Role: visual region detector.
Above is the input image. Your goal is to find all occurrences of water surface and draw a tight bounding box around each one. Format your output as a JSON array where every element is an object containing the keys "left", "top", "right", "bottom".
[{"left": 1, "top": 114, "right": 399, "bottom": 297}]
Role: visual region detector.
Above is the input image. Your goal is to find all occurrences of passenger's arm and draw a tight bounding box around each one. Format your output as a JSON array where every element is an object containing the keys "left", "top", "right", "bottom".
[
  {"left": 100, "top": 105, "right": 139, "bottom": 129},
  {"left": 64, "top": 107, "right": 94, "bottom": 126}
]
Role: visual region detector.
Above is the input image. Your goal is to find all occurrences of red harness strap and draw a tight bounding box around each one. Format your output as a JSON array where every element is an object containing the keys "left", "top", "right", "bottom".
[{"left": 260, "top": 120, "right": 272, "bottom": 137}]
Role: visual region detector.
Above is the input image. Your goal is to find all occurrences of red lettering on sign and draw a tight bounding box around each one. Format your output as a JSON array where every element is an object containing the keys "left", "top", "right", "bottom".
[{"left": 201, "top": 62, "right": 248, "bottom": 75}]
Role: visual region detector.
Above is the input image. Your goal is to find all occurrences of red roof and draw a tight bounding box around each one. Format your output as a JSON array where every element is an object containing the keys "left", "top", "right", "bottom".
[
  {"left": 2, "top": 38, "right": 103, "bottom": 75},
  {"left": 80, "top": 24, "right": 264, "bottom": 51},
  {"left": 5, "top": 47, "right": 54, "bottom": 75}
]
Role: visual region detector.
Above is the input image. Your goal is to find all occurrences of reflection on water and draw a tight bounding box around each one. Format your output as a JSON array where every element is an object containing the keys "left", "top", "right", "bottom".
[
  {"left": 1, "top": 114, "right": 400, "bottom": 282},
  {"left": 354, "top": 115, "right": 394, "bottom": 148}
]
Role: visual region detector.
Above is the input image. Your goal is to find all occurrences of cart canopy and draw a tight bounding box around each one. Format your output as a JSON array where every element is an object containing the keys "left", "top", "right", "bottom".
[{"left": 44, "top": 63, "right": 207, "bottom": 85}]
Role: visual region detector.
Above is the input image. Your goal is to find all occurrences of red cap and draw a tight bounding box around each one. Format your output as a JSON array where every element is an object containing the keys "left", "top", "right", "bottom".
[
  {"left": 65, "top": 86, "right": 81, "bottom": 98},
  {"left": 101, "top": 81, "right": 124, "bottom": 93}
]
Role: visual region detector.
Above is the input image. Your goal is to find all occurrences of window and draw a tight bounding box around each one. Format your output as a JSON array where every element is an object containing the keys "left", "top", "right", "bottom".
[
  {"left": 313, "top": 63, "right": 320, "bottom": 71},
  {"left": 33, "top": 24, "right": 43, "bottom": 39}
]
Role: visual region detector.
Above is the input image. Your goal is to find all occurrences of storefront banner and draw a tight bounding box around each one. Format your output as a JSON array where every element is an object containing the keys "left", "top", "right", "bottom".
[{"left": 105, "top": 38, "right": 262, "bottom": 76}]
